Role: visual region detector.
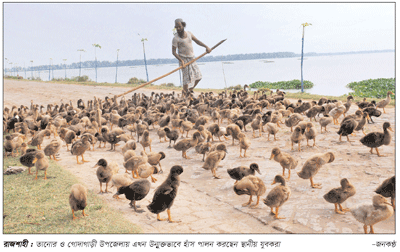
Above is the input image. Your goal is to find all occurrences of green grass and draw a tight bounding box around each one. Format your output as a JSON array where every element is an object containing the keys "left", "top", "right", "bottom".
[
  {"left": 346, "top": 78, "right": 395, "bottom": 99},
  {"left": 3, "top": 147, "right": 141, "bottom": 234},
  {"left": 249, "top": 79, "right": 314, "bottom": 89}
]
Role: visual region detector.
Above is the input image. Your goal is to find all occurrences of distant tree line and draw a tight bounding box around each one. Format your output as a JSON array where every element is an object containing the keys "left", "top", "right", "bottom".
[{"left": 7, "top": 49, "right": 394, "bottom": 72}]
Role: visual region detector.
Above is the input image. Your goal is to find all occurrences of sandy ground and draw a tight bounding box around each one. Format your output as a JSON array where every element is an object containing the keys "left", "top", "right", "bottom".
[{"left": 3, "top": 79, "right": 396, "bottom": 234}]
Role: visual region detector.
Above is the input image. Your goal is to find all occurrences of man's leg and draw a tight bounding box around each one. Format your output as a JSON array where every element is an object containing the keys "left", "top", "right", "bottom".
[
  {"left": 183, "top": 84, "right": 189, "bottom": 96},
  {"left": 189, "top": 79, "right": 201, "bottom": 92}
]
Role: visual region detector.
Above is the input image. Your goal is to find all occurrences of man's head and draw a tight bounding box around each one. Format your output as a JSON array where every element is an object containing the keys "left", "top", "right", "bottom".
[{"left": 175, "top": 18, "right": 186, "bottom": 33}]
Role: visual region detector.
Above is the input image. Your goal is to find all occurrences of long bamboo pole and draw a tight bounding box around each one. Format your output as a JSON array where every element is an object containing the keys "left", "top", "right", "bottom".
[{"left": 117, "top": 39, "right": 227, "bottom": 98}]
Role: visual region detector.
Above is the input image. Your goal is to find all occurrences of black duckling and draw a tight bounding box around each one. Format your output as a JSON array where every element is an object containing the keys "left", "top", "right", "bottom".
[
  {"left": 234, "top": 175, "right": 266, "bottom": 208},
  {"left": 227, "top": 163, "right": 261, "bottom": 184},
  {"left": 263, "top": 175, "right": 291, "bottom": 219},
  {"left": 69, "top": 184, "right": 88, "bottom": 220},
  {"left": 297, "top": 152, "right": 335, "bottom": 189},
  {"left": 19, "top": 148, "right": 39, "bottom": 175},
  {"left": 147, "top": 165, "right": 184, "bottom": 222},
  {"left": 94, "top": 159, "right": 113, "bottom": 193},
  {"left": 375, "top": 176, "right": 395, "bottom": 210},
  {"left": 360, "top": 122, "right": 393, "bottom": 157},
  {"left": 362, "top": 107, "right": 382, "bottom": 124},
  {"left": 114, "top": 179, "right": 151, "bottom": 212},
  {"left": 337, "top": 119, "right": 357, "bottom": 142},
  {"left": 43, "top": 139, "right": 61, "bottom": 161},
  {"left": 323, "top": 178, "right": 356, "bottom": 214},
  {"left": 164, "top": 127, "right": 180, "bottom": 147}
]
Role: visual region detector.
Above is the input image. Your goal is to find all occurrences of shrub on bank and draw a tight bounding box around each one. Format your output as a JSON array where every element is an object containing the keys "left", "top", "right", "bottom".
[
  {"left": 346, "top": 78, "right": 395, "bottom": 99},
  {"left": 249, "top": 79, "right": 314, "bottom": 89},
  {"left": 227, "top": 84, "right": 243, "bottom": 90},
  {"left": 127, "top": 77, "right": 147, "bottom": 85}
]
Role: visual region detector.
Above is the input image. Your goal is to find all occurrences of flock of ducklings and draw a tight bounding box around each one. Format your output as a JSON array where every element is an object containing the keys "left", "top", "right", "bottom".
[{"left": 3, "top": 87, "right": 395, "bottom": 233}]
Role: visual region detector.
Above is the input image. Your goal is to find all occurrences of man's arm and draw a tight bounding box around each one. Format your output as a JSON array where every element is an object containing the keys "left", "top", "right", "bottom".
[
  {"left": 191, "top": 34, "right": 211, "bottom": 53},
  {"left": 172, "top": 46, "right": 185, "bottom": 67}
]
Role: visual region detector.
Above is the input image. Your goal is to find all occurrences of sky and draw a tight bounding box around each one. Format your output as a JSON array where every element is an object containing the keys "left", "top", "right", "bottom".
[{"left": 3, "top": 2, "right": 395, "bottom": 68}]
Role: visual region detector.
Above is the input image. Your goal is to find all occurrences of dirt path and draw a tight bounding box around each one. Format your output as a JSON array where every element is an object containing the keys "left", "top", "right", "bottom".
[{"left": 3, "top": 79, "right": 395, "bottom": 234}]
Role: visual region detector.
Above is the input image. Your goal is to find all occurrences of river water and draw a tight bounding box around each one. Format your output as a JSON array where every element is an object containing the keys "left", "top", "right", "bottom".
[{"left": 23, "top": 52, "right": 394, "bottom": 97}]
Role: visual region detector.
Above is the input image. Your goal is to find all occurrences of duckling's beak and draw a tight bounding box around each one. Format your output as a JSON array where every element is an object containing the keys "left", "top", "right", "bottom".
[
  {"left": 257, "top": 170, "right": 262, "bottom": 175},
  {"left": 271, "top": 179, "right": 276, "bottom": 185},
  {"left": 269, "top": 154, "right": 275, "bottom": 160},
  {"left": 388, "top": 127, "right": 394, "bottom": 132},
  {"left": 32, "top": 157, "right": 38, "bottom": 164},
  {"left": 92, "top": 164, "right": 99, "bottom": 168},
  {"left": 367, "top": 114, "right": 371, "bottom": 121}
]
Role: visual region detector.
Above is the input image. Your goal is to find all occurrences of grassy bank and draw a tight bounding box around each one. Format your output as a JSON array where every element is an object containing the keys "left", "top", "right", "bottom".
[
  {"left": 5, "top": 77, "right": 395, "bottom": 106},
  {"left": 3, "top": 146, "right": 141, "bottom": 234}
]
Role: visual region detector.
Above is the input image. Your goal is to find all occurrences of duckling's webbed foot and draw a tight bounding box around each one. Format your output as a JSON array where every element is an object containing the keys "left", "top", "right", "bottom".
[
  {"left": 334, "top": 203, "right": 345, "bottom": 214},
  {"left": 310, "top": 178, "right": 322, "bottom": 189},
  {"left": 242, "top": 195, "right": 253, "bottom": 207},
  {"left": 82, "top": 209, "right": 89, "bottom": 217},
  {"left": 250, "top": 196, "right": 260, "bottom": 208},
  {"left": 339, "top": 204, "right": 350, "bottom": 212},
  {"left": 167, "top": 209, "right": 181, "bottom": 223},
  {"left": 157, "top": 214, "right": 167, "bottom": 221}
]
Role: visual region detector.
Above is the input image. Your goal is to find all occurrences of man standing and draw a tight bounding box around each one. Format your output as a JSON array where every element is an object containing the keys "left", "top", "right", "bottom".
[{"left": 172, "top": 18, "right": 211, "bottom": 96}]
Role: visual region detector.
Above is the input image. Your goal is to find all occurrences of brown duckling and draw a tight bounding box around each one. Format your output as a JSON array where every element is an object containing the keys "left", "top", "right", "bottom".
[
  {"left": 319, "top": 114, "right": 333, "bottom": 133},
  {"left": 4, "top": 135, "right": 17, "bottom": 157},
  {"left": 351, "top": 194, "right": 394, "bottom": 234},
  {"left": 137, "top": 163, "right": 159, "bottom": 183},
  {"left": 376, "top": 91, "right": 394, "bottom": 113},
  {"left": 59, "top": 128, "right": 76, "bottom": 151},
  {"left": 180, "top": 119, "right": 194, "bottom": 138},
  {"left": 29, "top": 129, "right": 51, "bottom": 150},
  {"left": 250, "top": 114, "right": 262, "bottom": 137},
  {"left": 123, "top": 151, "right": 148, "bottom": 178},
  {"left": 234, "top": 175, "right": 266, "bottom": 208},
  {"left": 121, "top": 140, "right": 137, "bottom": 154},
  {"left": 197, "top": 125, "right": 212, "bottom": 143},
  {"left": 291, "top": 126, "right": 304, "bottom": 151},
  {"left": 306, "top": 105, "right": 324, "bottom": 122},
  {"left": 94, "top": 158, "right": 113, "bottom": 193},
  {"left": 207, "top": 123, "right": 222, "bottom": 142},
  {"left": 353, "top": 112, "right": 370, "bottom": 136},
  {"left": 238, "top": 132, "right": 251, "bottom": 158},
  {"left": 227, "top": 163, "right": 261, "bottom": 184},
  {"left": 164, "top": 127, "right": 179, "bottom": 147},
  {"left": 71, "top": 135, "right": 91, "bottom": 164},
  {"left": 329, "top": 102, "right": 346, "bottom": 125},
  {"left": 69, "top": 184, "right": 88, "bottom": 220},
  {"left": 157, "top": 126, "right": 168, "bottom": 142},
  {"left": 270, "top": 111, "right": 283, "bottom": 127},
  {"left": 323, "top": 178, "right": 356, "bottom": 214},
  {"left": 32, "top": 151, "right": 49, "bottom": 180},
  {"left": 226, "top": 123, "right": 241, "bottom": 146},
  {"left": 139, "top": 130, "right": 152, "bottom": 153},
  {"left": 195, "top": 142, "right": 212, "bottom": 162},
  {"left": 375, "top": 176, "right": 395, "bottom": 210},
  {"left": 44, "top": 139, "right": 61, "bottom": 161},
  {"left": 202, "top": 143, "right": 227, "bottom": 179},
  {"left": 20, "top": 142, "right": 28, "bottom": 156},
  {"left": 265, "top": 122, "right": 279, "bottom": 141},
  {"left": 111, "top": 173, "right": 134, "bottom": 195},
  {"left": 115, "top": 179, "right": 151, "bottom": 212},
  {"left": 147, "top": 165, "right": 183, "bottom": 222},
  {"left": 147, "top": 151, "right": 166, "bottom": 173},
  {"left": 269, "top": 147, "right": 298, "bottom": 180},
  {"left": 305, "top": 122, "right": 317, "bottom": 147},
  {"left": 173, "top": 132, "right": 201, "bottom": 159},
  {"left": 297, "top": 152, "right": 335, "bottom": 189},
  {"left": 284, "top": 113, "right": 304, "bottom": 132},
  {"left": 360, "top": 122, "right": 393, "bottom": 157},
  {"left": 263, "top": 175, "right": 291, "bottom": 219}
]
